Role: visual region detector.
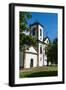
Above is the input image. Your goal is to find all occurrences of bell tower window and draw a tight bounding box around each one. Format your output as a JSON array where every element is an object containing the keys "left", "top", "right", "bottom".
[
  {"left": 32, "top": 28, "right": 35, "bottom": 36},
  {"left": 40, "top": 29, "right": 42, "bottom": 36},
  {"left": 40, "top": 45, "right": 42, "bottom": 54}
]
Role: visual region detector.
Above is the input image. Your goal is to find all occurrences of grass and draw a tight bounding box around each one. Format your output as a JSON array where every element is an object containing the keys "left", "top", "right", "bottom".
[{"left": 19, "top": 66, "right": 58, "bottom": 78}]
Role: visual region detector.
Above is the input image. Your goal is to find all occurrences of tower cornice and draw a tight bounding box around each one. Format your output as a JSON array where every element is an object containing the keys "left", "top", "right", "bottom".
[{"left": 30, "top": 22, "right": 44, "bottom": 28}]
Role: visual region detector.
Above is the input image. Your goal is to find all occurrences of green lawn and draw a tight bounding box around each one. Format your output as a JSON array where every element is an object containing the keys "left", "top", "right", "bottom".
[{"left": 19, "top": 66, "right": 58, "bottom": 78}]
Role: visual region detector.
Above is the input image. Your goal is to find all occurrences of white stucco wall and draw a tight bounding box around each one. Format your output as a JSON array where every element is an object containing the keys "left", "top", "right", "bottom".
[
  {"left": 44, "top": 38, "right": 49, "bottom": 44},
  {"left": 43, "top": 44, "right": 47, "bottom": 66},
  {"left": 39, "top": 54, "right": 43, "bottom": 66},
  {"left": 43, "top": 55, "right": 47, "bottom": 65},
  {"left": 24, "top": 53, "right": 37, "bottom": 68},
  {"left": 25, "top": 47, "right": 37, "bottom": 53},
  {"left": 38, "top": 43, "right": 44, "bottom": 66},
  {"left": 24, "top": 46, "right": 37, "bottom": 68},
  {"left": 38, "top": 25, "right": 43, "bottom": 41},
  {"left": 44, "top": 60, "right": 47, "bottom": 66}
]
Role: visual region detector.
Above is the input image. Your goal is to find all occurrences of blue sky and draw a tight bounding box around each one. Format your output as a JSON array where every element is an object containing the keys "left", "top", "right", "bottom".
[{"left": 27, "top": 12, "right": 58, "bottom": 41}]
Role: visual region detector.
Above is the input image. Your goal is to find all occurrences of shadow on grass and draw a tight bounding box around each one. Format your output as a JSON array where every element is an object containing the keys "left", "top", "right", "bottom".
[{"left": 20, "top": 71, "right": 58, "bottom": 78}]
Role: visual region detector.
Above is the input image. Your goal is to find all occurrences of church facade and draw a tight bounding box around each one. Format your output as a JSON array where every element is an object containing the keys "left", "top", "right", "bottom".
[{"left": 20, "top": 22, "right": 49, "bottom": 69}]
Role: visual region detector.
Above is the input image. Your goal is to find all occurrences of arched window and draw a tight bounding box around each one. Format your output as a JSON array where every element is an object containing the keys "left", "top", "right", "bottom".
[
  {"left": 40, "top": 29, "right": 42, "bottom": 36},
  {"left": 32, "top": 28, "right": 35, "bottom": 35},
  {"left": 40, "top": 45, "right": 42, "bottom": 54}
]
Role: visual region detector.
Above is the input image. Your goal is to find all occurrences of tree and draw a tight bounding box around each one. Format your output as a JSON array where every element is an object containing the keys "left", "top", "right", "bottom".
[
  {"left": 19, "top": 12, "right": 32, "bottom": 32},
  {"left": 19, "top": 12, "right": 36, "bottom": 51},
  {"left": 46, "top": 38, "right": 58, "bottom": 65},
  {"left": 52, "top": 38, "right": 58, "bottom": 64}
]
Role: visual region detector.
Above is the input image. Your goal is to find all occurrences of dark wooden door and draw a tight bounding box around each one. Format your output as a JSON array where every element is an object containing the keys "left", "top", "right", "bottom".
[{"left": 30, "top": 59, "right": 33, "bottom": 67}]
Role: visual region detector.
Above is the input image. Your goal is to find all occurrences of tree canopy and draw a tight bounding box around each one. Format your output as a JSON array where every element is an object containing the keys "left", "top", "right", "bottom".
[
  {"left": 19, "top": 12, "right": 32, "bottom": 32},
  {"left": 19, "top": 12, "right": 36, "bottom": 51},
  {"left": 46, "top": 38, "right": 58, "bottom": 65}
]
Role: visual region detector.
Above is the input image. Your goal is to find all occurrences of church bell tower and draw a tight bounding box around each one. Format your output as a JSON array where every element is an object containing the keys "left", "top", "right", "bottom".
[{"left": 30, "top": 22, "right": 44, "bottom": 67}]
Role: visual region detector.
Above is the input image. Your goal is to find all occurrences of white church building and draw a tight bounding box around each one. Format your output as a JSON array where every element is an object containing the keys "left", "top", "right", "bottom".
[{"left": 20, "top": 22, "right": 50, "bottom": 69}]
